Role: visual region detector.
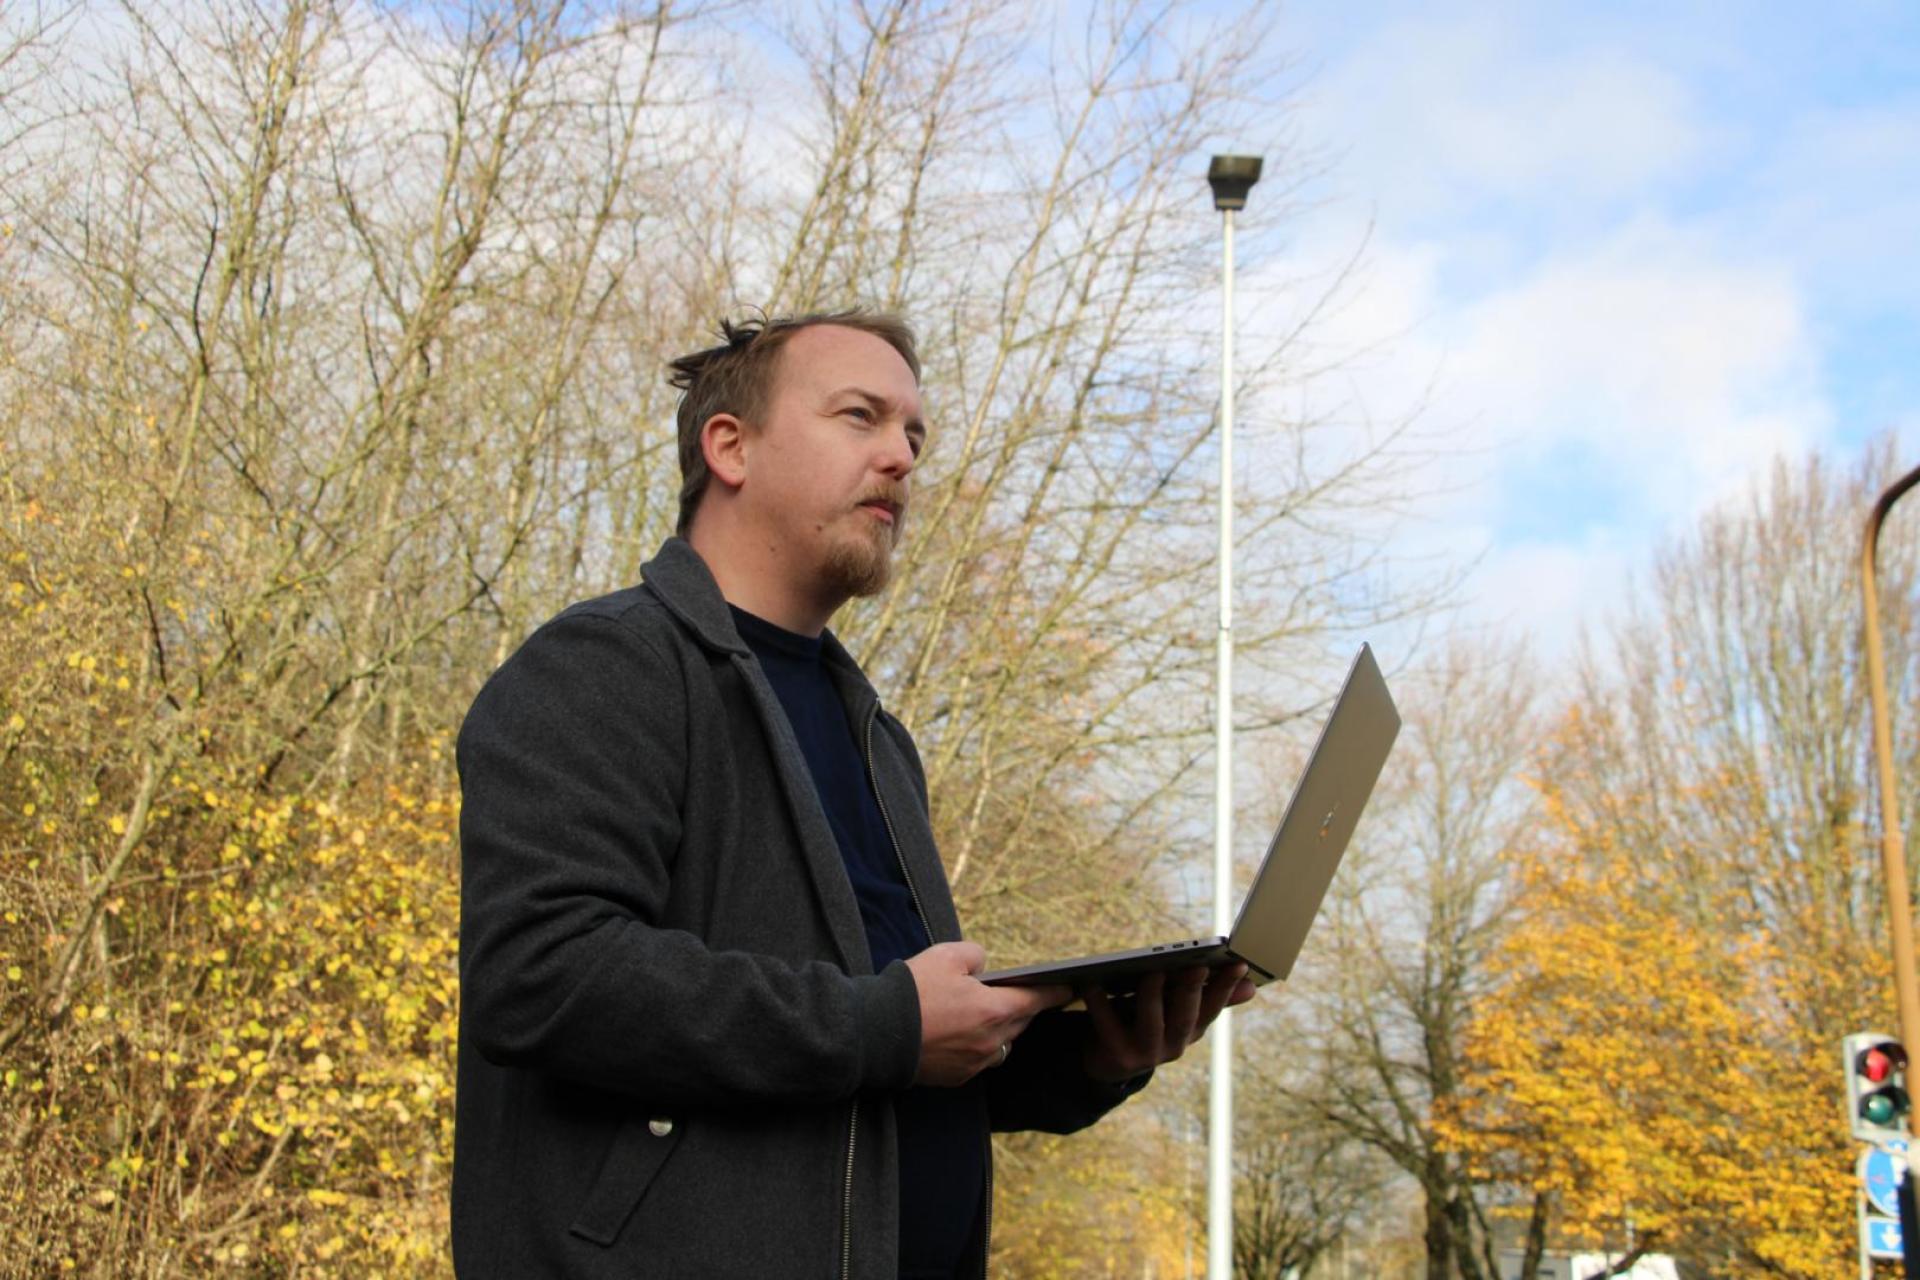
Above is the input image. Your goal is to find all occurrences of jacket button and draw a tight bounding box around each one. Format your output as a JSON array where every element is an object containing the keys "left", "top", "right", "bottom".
[{"left": 647, "top": 1117, "right": 673, "bottom": 1137}]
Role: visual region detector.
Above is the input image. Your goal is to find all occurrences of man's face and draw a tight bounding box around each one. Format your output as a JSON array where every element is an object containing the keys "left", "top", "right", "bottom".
[{"left": 743, "top": 324, "right": 926, "bottom": 601}]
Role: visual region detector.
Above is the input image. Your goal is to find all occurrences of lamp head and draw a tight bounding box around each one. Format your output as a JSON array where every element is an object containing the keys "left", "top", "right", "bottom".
[{"left": 1208, "top": 154, "right": 1264, "bottom": 211}]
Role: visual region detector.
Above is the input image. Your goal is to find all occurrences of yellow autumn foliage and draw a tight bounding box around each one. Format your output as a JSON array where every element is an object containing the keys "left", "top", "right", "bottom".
[
  {"left": 990, "top": 1110, "right": 1197, "bottom": 1278},
  {"left": 1438, "top": 782, "right": 1862, "bottom": 1277},
  {"left": 0, "top": 737, "right": 461, "bottom": 1275}
]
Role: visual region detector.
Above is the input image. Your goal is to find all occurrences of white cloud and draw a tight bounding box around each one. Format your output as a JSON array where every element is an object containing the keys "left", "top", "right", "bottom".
[
  {"left": 1737, "top": 96, "right": 1920, "bottom": 313},
  {"left": 1469, "top": 535, "right": 1632, "bottom": 658},
  {"left": 1256, "top": 205, "right": 1830, "bottom": 665},
  {"left": 1442, "top": 217, "right": 1828, "bottom": 507},
  {"left": 1300, "top": 9, "right": 1712, "bottom": 225}
]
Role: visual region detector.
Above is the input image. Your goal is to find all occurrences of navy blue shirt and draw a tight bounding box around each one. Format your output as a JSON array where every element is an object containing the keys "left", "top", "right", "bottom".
[{"left": 732, "top": 606, "right": 986, "bottom": 1280}]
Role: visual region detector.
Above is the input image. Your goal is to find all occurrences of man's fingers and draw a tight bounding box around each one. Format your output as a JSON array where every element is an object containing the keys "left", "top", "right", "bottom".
[
  {"left": 1191, "top": 963, "right": 1248, "bottom": 1039},
  {"left": 1135, "top": 971, "right": 1166, "bottom": 1051},
  {"left": 1077, "top": 966, "right": 1263, "bottom": 1084},
  {"left": 1166, "top": 966, "right": 1208, "bottom": 1045},
  {"left": 908, "top": 940, "right": 987, "bottom": 980},
  {"left": 983, "top": 982, "right": 1067, "bottom": 1026},
  {"left": 980, "top": 998, "right": 1052, "bottom": 1071},
  {"left": 1083, "top": 985, "right": 1123, "bottom": 1042},
  {"left": 1013, "top": 982, "right": 1072, "bottom": 1015},
  {"left": 972, "top": 982, "right": 1067, "bottom": 1058},
  {"left": 997, "top": 1014, "right": 1043, "bottom": 1053}
]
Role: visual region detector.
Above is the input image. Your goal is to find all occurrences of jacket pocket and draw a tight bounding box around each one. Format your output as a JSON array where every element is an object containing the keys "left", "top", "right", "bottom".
[{"left": 567, "top": 1113, "right": 684, "bottom": 1246}]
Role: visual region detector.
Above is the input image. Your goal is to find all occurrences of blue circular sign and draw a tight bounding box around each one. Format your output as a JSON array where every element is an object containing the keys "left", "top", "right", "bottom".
[{"left": 1864, "top": 1140, "right": 1911, "bottom": 1219}]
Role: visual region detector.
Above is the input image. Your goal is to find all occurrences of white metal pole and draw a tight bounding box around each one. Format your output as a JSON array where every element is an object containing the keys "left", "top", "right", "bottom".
[
  {"left": 1856, "top": 1191, "right": 1869, "bottom": 1280},
  {"left": 1207, "top": 205, "right": 1236, "bottom": 1280},
  {"left": 1185, "top": 1113, "right": 1196, "bottom": 1280}
]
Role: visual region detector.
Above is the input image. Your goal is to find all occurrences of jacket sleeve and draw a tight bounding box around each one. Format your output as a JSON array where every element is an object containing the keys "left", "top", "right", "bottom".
[
  {"left": 456, "top": 610, "right": 922, "bottom": 1109},
  {"left": 983, "top": 1009, "right": 1151, "bottom": 1134}
]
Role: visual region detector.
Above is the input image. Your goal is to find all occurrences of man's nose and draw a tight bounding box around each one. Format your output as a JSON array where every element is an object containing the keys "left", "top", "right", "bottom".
[{"left": 876, "top": 421, "right": 916, "bottom": 476}]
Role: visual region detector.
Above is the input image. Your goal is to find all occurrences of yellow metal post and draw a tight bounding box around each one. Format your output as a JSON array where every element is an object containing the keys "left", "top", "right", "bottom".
[{"left": 1861, "top": 463, "right": 1920, "bottom": 1059}]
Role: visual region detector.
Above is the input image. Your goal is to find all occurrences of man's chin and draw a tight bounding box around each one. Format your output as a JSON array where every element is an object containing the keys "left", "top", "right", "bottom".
[{"left": 822, "top": 531, "right": 895, "bottom": 599}]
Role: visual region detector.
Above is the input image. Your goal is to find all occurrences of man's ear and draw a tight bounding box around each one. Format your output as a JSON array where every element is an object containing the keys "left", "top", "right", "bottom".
[{"left": 701, "top": 413, "right": 748, "bottom": 492}]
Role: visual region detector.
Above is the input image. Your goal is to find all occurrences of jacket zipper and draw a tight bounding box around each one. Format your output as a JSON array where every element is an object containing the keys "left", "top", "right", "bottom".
[
  {"left": 864, "top": 707, "right": 993, "bottom": 1276},
  {"left": 864, "top": 707, "right": 930, "bottom": 937},
  {"left": 980, "top": 1133, "right": 994, "bottom": 1280},
  {"left": 841, "top": 1101, "right": 858, "bottom": 1280}
]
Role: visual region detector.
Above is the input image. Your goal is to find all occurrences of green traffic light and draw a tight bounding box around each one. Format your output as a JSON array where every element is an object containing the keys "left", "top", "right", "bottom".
[{"left": 1862, "top": 1084, "right": 1911, "bottom": 1127}]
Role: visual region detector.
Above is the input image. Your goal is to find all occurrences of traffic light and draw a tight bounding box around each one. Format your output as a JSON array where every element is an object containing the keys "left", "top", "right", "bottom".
[{"left": 1845, "top": 1032, "right": 1912, "bottom": 1143}]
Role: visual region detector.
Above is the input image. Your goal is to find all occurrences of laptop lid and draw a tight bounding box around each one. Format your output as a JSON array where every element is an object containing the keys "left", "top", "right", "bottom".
[
  {"left": 1227, "top": 642, "right": 1399, "bottom": 983},
  {"left": 979, "top": 643, "right": 1399, "bottom": 991}
]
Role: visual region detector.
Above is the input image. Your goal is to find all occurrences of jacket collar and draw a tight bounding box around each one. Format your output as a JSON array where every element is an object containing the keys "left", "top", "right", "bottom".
[
  {"left": 639, "top": 537, "right": 750, "bottom": 656},
  {"left": 640, "top": 537, "right": 881, "bottom": 715}
]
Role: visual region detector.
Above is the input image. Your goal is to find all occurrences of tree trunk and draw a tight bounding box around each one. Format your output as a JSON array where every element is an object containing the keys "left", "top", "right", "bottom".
[
  {"left": 1447, "top": 1188, "right": 1488, "bottom": 1280},
  {"left": 1519, "top": 1191, "right": 1551, "bottom": 1280},
  {"left": 1424, "top": 1179, "right": 1455, "bottom": 1280},
  {"left": 1578, "top": 1239, "right": 1653, "bottom": 1280}
]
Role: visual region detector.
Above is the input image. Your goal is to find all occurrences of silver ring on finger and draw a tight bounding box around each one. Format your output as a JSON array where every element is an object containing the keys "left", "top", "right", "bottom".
[{"left": 996, "top": 1041, "right": 1011, "bottom": 1066}]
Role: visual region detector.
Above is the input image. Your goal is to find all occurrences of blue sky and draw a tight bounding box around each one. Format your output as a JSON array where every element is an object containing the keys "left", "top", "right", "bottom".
[
  {"left": 45, "top": 3, "right": 1919, "bottom": 668},
  {"left": 1230, "top": 0, "right": 1920, "bottom": 656}
]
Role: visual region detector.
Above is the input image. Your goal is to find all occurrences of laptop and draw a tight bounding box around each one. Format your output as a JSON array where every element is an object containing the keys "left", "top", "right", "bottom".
[{"left": 981, "top": 644, "right": 1400, "bottom": 994}]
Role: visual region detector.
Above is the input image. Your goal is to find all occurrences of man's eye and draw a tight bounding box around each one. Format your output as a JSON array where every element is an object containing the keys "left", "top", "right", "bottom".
[{"left": 845, "top": 406, "right": 873, "bottom": 422}]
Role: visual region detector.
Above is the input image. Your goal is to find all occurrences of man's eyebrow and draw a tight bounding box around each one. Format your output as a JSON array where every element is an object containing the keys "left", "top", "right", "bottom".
[{"left": 830, "top": 386, "right": 928, "bottom": 438}]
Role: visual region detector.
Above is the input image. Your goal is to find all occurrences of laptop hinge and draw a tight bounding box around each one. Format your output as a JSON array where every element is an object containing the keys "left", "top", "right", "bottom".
[{"left": 1237, "top": 955, "right": 1278, "bottom": 983}]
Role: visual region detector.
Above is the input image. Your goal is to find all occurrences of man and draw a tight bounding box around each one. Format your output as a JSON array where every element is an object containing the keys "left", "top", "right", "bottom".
[{"left": 452, "top": 311, "right": 1252, "bottom": 1279}]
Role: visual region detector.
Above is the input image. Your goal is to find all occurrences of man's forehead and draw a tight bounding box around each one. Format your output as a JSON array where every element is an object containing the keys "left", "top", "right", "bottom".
[{"left": 781, "top": 325, "right": 920, "bottom": 398}]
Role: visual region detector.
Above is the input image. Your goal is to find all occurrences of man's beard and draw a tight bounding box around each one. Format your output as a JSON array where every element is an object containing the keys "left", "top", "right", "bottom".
[{"left": 821, "top": 506, "right": 902, "bottom": 599}]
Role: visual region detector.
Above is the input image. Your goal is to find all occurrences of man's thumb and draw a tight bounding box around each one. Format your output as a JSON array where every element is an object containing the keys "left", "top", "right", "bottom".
[{"left": 949, "top": 940, "right": 987, "bottom": 975}]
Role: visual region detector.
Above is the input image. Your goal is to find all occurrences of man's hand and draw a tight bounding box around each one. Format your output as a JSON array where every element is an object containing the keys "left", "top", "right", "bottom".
[
  {"left": 1081, "top": 964, "right": 1256, "bottom": 1083},
  {"left": 906, "top": 942, "right": 1070, "bottom": 1087}
]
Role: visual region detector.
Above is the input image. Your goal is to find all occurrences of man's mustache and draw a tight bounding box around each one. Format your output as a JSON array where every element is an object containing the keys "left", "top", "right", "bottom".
[{"left": 854, "top": 486, "right": 909, "bottom": 520}]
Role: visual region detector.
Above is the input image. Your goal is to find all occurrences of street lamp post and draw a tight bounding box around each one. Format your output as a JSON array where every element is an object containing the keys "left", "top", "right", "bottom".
[
  {"left": 1858, "top": 460, "right": 1920, "bottom": 1059},
  {"left": 1861, "top": 460, "right": 1920, "bottom": 1276},
  {"left": 1205, "top": 152, "right": 1261, "bottom": 1280},
  {"left": 1862, "top": 462, "right": 1920, "bottom": 1056}
]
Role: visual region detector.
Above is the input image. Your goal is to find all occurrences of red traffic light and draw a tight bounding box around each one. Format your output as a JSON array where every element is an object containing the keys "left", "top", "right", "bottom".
[{"left": 1859, "top": 1043, "right": 1910, "bottom": 1083}]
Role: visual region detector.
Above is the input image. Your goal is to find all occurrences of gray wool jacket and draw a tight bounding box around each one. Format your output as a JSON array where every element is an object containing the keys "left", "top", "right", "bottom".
[{"left": 451, "top": 538, "right": 1145, "bottom": 1279}]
